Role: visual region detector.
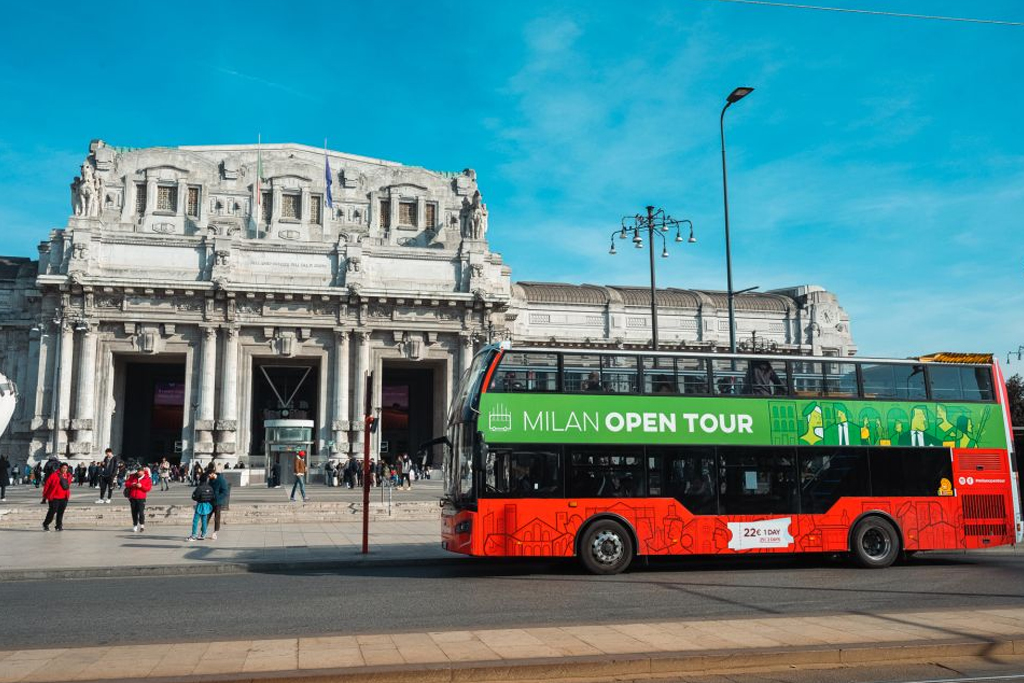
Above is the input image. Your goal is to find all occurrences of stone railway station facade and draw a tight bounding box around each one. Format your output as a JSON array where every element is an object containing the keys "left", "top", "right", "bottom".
[{"left": 0, "top": 140, "right": 855, "bottom": 469}]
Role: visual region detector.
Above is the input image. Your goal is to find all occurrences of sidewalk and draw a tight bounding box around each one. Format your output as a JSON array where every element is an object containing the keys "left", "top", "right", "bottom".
[
  {"left": 0, "top": 519, "right": 452, "bottom": 580},
  {"left": 3, "top": 607, "right": 1024, "bottom": 683}
]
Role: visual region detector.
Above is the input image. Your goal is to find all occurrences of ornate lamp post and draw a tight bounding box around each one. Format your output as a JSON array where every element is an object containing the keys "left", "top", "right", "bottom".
[
  {"left": 721, "top": 86, "right": 754, "bottom": 354},
  {"left": 609, "top": 206, "right": 696, "bottom": 350}
]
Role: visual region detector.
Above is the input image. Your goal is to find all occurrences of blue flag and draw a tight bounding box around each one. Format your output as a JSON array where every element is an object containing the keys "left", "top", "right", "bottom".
[{"left": 324, "top": 150, "right": 333, "bottom": 209}]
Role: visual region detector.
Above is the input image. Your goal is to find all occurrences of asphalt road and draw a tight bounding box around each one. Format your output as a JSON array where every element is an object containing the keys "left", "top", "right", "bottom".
[{"left": 4, "top": 551, "right": 1024, "bottom": 650}]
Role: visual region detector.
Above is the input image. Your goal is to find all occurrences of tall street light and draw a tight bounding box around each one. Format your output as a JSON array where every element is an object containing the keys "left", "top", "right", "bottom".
[
  {"left": 721, "top": 86, "right": 754, "bottom": 354},
  {"left": 609, "top": 207, "right": 696, "bottom": 350}
]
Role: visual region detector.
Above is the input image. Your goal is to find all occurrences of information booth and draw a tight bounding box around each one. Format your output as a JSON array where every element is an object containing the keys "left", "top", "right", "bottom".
[{"left": 264, "top": 419, "right": 315, "bottom": 488}]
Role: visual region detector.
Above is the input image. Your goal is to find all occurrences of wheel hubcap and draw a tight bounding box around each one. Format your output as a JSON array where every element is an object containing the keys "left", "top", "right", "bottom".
[
  {"left": 592, "top": 530, "right": 623, "bottom": 565},
  {"left": 862, "top": 528, "right": 891, "bottom": 559}
]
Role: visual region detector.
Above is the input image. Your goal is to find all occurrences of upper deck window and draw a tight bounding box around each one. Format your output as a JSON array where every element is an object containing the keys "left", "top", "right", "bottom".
[
  {"left": 862, "top": 363, "right": 927, "bottom": 400},
  {"left": 928, "top": 365, "right": 994, "bottom": 402},
  {"left": 563, "top": 354, "right": 638, "bottom": 394},
  {"left": 489, "top": 351, "right": 559, "bottom": 393}
]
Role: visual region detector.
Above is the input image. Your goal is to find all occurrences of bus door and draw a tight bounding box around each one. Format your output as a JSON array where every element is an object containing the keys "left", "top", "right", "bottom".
[{"left": 953, "top": 448, "right": 1014, "bottom": 549}]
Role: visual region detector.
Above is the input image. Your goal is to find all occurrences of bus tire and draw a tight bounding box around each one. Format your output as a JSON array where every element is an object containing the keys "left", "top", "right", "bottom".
[
  {"left": 850, "top": 517, "right": 900, "bottom": 568},
  {"left": 579, "top": 519, "right": 634, "bottom": 575}
]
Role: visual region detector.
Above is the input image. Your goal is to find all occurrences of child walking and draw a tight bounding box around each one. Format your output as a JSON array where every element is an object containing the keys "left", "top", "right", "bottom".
[{"left": 187, "top": 472, "right": 215, "bottom": 541}]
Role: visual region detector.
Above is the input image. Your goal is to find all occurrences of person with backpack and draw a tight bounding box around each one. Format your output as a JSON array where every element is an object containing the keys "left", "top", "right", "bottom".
[
  {"left": 187, "top": 474, "right": 215, "bottom": 541},
  {"left": 206, "top": 465, "right": 230, "bottom": 541},
  {"left": 42, "top": 462, "right": 72, "bottom": 531},
  {"left": 124, "top": 465, "right": 153, "bottom": 533}
]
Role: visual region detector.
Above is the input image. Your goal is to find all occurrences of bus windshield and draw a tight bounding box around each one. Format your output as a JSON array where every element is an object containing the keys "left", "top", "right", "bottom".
[{"left": 444, "top": 348, "right": 497, "bottom": 502}]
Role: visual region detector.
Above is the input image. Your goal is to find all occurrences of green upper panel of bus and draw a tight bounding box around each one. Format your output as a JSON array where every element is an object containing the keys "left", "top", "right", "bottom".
[{"left": 478, "top": 393, "right": 1004, "bottom": 449}]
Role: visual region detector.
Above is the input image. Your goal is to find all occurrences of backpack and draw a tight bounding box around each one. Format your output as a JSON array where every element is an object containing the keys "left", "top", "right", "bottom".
[{"left": 192, "top": 482, "right": 214, "bottom": 503}]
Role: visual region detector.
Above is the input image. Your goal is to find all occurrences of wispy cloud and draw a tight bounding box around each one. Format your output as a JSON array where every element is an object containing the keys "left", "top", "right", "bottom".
[{"left": 214, "top": 67, "right": 320, "bottom": 103}]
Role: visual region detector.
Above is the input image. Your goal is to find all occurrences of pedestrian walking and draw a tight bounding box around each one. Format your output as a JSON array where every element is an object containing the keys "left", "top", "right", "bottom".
[
  {"left": 158, "top": 458, "right": 171, "bottom": 491},
  {"left": 290, "top": 450, "right": 308, "bottom": 502},
  {"left": 42, "top": 462, "right": 72, "bottom": 531},
  {"left": 186, "top": 475, "right": 215, "bottom": 541},
  {"left": 401, "top": 453, "right": 413, "bottom": 490},
  {"left": 97, "top": 449, "right": 120, "bottom": 504},
  {"left": 207, "top": 465, "right": 230, "bottom": 541},
  {"left": 0, "top": 454, "right": 10, "bottom": 501},
  {"left": 125, "top": 465, "right": 152, "bottom": 532}
]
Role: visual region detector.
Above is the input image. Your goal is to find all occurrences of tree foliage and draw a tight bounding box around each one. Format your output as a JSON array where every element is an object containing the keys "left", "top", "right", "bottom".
[{"left": 1007, "top": 374, "right": 1024, "bottom": 427}]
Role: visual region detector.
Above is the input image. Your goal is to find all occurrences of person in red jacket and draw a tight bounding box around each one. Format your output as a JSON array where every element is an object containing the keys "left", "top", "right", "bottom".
[
  {"left": 42, "top": 462, "right": 72, "bottom": 532},
  {"left": 125, "top": 465, "right": 153, "bottom": 532}
]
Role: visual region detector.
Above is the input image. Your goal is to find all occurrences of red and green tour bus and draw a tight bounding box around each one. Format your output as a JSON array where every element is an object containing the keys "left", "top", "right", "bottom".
[{"left": 440, "top": 344, "right": 1021, "bottom": 574}]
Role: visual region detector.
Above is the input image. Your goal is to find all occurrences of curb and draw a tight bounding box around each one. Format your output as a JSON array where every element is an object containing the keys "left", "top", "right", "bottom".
[
  {"left": 0, "top": 555, "right": 468, "bottom": 582},
  {"left": 21, "top": 637, "right": 1024, "bottom": 683}
]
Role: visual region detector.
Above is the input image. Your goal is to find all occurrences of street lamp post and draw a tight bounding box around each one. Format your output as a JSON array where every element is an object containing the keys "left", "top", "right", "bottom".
[
  {"left": 609, "top": 207, "right": 696, "bottom": 351},
  {"left": 721, "top": 86, "right": 754, "bottom": 354}
]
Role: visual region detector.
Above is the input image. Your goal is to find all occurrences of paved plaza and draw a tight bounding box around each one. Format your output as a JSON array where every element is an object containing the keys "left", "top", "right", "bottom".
[{"left": 3, "top": 607, "right": 1024, "bottom": 683}]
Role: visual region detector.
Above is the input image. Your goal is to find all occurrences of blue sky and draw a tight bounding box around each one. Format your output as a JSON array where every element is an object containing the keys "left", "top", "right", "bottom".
[{"left": 1, "top": 1, "right": 1023, "bottom": 371}]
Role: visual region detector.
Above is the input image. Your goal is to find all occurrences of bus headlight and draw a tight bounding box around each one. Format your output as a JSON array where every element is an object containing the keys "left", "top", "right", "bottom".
[{"left": 455, "top": 520, "right": 472, "bottom": 534}]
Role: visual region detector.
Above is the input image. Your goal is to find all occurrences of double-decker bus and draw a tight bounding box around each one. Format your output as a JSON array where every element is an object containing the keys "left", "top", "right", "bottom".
[{"left": 441, "top": 344, "right": 1021, "bottom": 574}]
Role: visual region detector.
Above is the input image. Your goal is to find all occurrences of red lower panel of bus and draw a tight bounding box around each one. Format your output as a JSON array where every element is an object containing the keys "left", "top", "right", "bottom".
[
  {"left": 443, "top": 495, "right": 1012, "bottom": 558},
  {"left": 442, "top": 449, "right": 1014, "bottom": 558}
]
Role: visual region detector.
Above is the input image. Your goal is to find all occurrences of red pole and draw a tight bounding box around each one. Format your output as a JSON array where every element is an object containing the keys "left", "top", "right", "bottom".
[{"left": 361, "top": 371, "right": 373, "bottom": 554}]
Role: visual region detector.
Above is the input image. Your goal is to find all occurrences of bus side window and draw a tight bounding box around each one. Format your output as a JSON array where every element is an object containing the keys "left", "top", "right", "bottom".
[
  {"left": 569, "top": 449, "right": 643, "bottom": 497},
  {"left": 655, "top": 447, "right": 716, "bottom": 514},
  {"left": 718, "top": 447, "right": 798, "bottom": 515}
]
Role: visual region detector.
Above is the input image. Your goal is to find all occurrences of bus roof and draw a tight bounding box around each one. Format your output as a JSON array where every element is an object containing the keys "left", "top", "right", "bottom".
[{"left": 483, "top": 344, "right": 994, "bottom": 368}]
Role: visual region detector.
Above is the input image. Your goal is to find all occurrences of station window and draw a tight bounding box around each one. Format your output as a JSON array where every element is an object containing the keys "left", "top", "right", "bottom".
[
  {"left": 156, "top": 185, "right": 177, "bottom": 213},
  {"left": 281, "top": 193, "right": 301, "bottom": 220},
  {"left": 186, "top": 186, "right": 200, "bottom": 218},
  {"left": 135, "top": 183, "right": 147, "bottom": 216},
  {"left": 399, "top": 201, "right": 417, "bottom": 226},
  {"left": 310, "top": 195, "right": 322, "bottom": 224},
  {"left": 380, "top": 200, "right": 391, "bottom": 229},
  {"left": 425, "top": 202, "right": 437, "bottom": 228}
]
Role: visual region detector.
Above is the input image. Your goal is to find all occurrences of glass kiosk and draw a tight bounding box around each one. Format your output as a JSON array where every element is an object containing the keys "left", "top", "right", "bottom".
[{"left": 264, "top": 419, "right": 314, "bottom": 488}]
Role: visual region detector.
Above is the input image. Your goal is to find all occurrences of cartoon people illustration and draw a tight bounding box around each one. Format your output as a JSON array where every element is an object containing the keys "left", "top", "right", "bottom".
[
  {"left": 884, "top": 407, "right": 909, "bottom": 446},
  {"left": 909, "top": 406, "right": 933, "bottom": 447},
  {"left": 824, "top": 405, "right": 851, "bottom": 445},
  {"left": 953, "top": 415, "right": 977, "bottom": 448},
  {"left": 800, "top": 403, "right": 824, "bottom": 446},
  {"left": 934, "top": 404, "right": 957, "bottom": 446},
  {"left": 938, "top": 478, "right": 953, "bottom": 496}
]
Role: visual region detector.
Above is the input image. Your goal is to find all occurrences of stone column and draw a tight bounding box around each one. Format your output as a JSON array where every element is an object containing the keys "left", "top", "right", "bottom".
[
  {"left": 459, "top": 333, "right": 474, "bottom": 378},
  {"left": 196, "top": 326, "right": 217, "bottom": 453},
  {"left": 73, "top": 324, "right": 98, "bottom": 458},
  {"left": 332, "top": 329, "right": 350, "bottom": 451},
  {"left": 27, "top": 328, "right": 43, "bottom": 424},
  {"left": 57, "top": 322, "right": 75, "bottom": 430},
  {"left": 352, "top": 330, "right": 371, "bottom": 429},
  {"left": 217, "top": 326, "right": 239, "bottom": 455},
  {"left": 145, "top": 178, "right": 158, "bottom": 217}
]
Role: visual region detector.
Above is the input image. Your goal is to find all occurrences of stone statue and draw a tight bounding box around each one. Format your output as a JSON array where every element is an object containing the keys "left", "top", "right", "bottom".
[
  {"left": 460, "top": 191, "right": 488, "bottom": 240},
  {"left": 72, "top": 161, "right": 103, "bottom": 217}
]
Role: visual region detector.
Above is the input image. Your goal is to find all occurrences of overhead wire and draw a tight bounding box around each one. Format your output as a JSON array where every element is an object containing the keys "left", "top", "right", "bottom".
[{"left": 700, "top": 0, "right": 1024, "bottom": 27}]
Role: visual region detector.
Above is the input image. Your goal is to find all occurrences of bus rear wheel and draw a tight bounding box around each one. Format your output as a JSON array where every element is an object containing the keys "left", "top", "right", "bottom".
[
  {"left": 579, "top": 519, "right": 634, "bottom": 575},
  {"left": 851, "top": 517, "right": 900, "bottom": 568}
]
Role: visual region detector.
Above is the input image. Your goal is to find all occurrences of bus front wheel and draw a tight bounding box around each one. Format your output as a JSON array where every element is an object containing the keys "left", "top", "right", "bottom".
[
  {"left": 579, "top": 519, "right": 634, "bottom": 575},
  {"left": 850, "top": 517, "right": 900, "bottom": 568}
]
